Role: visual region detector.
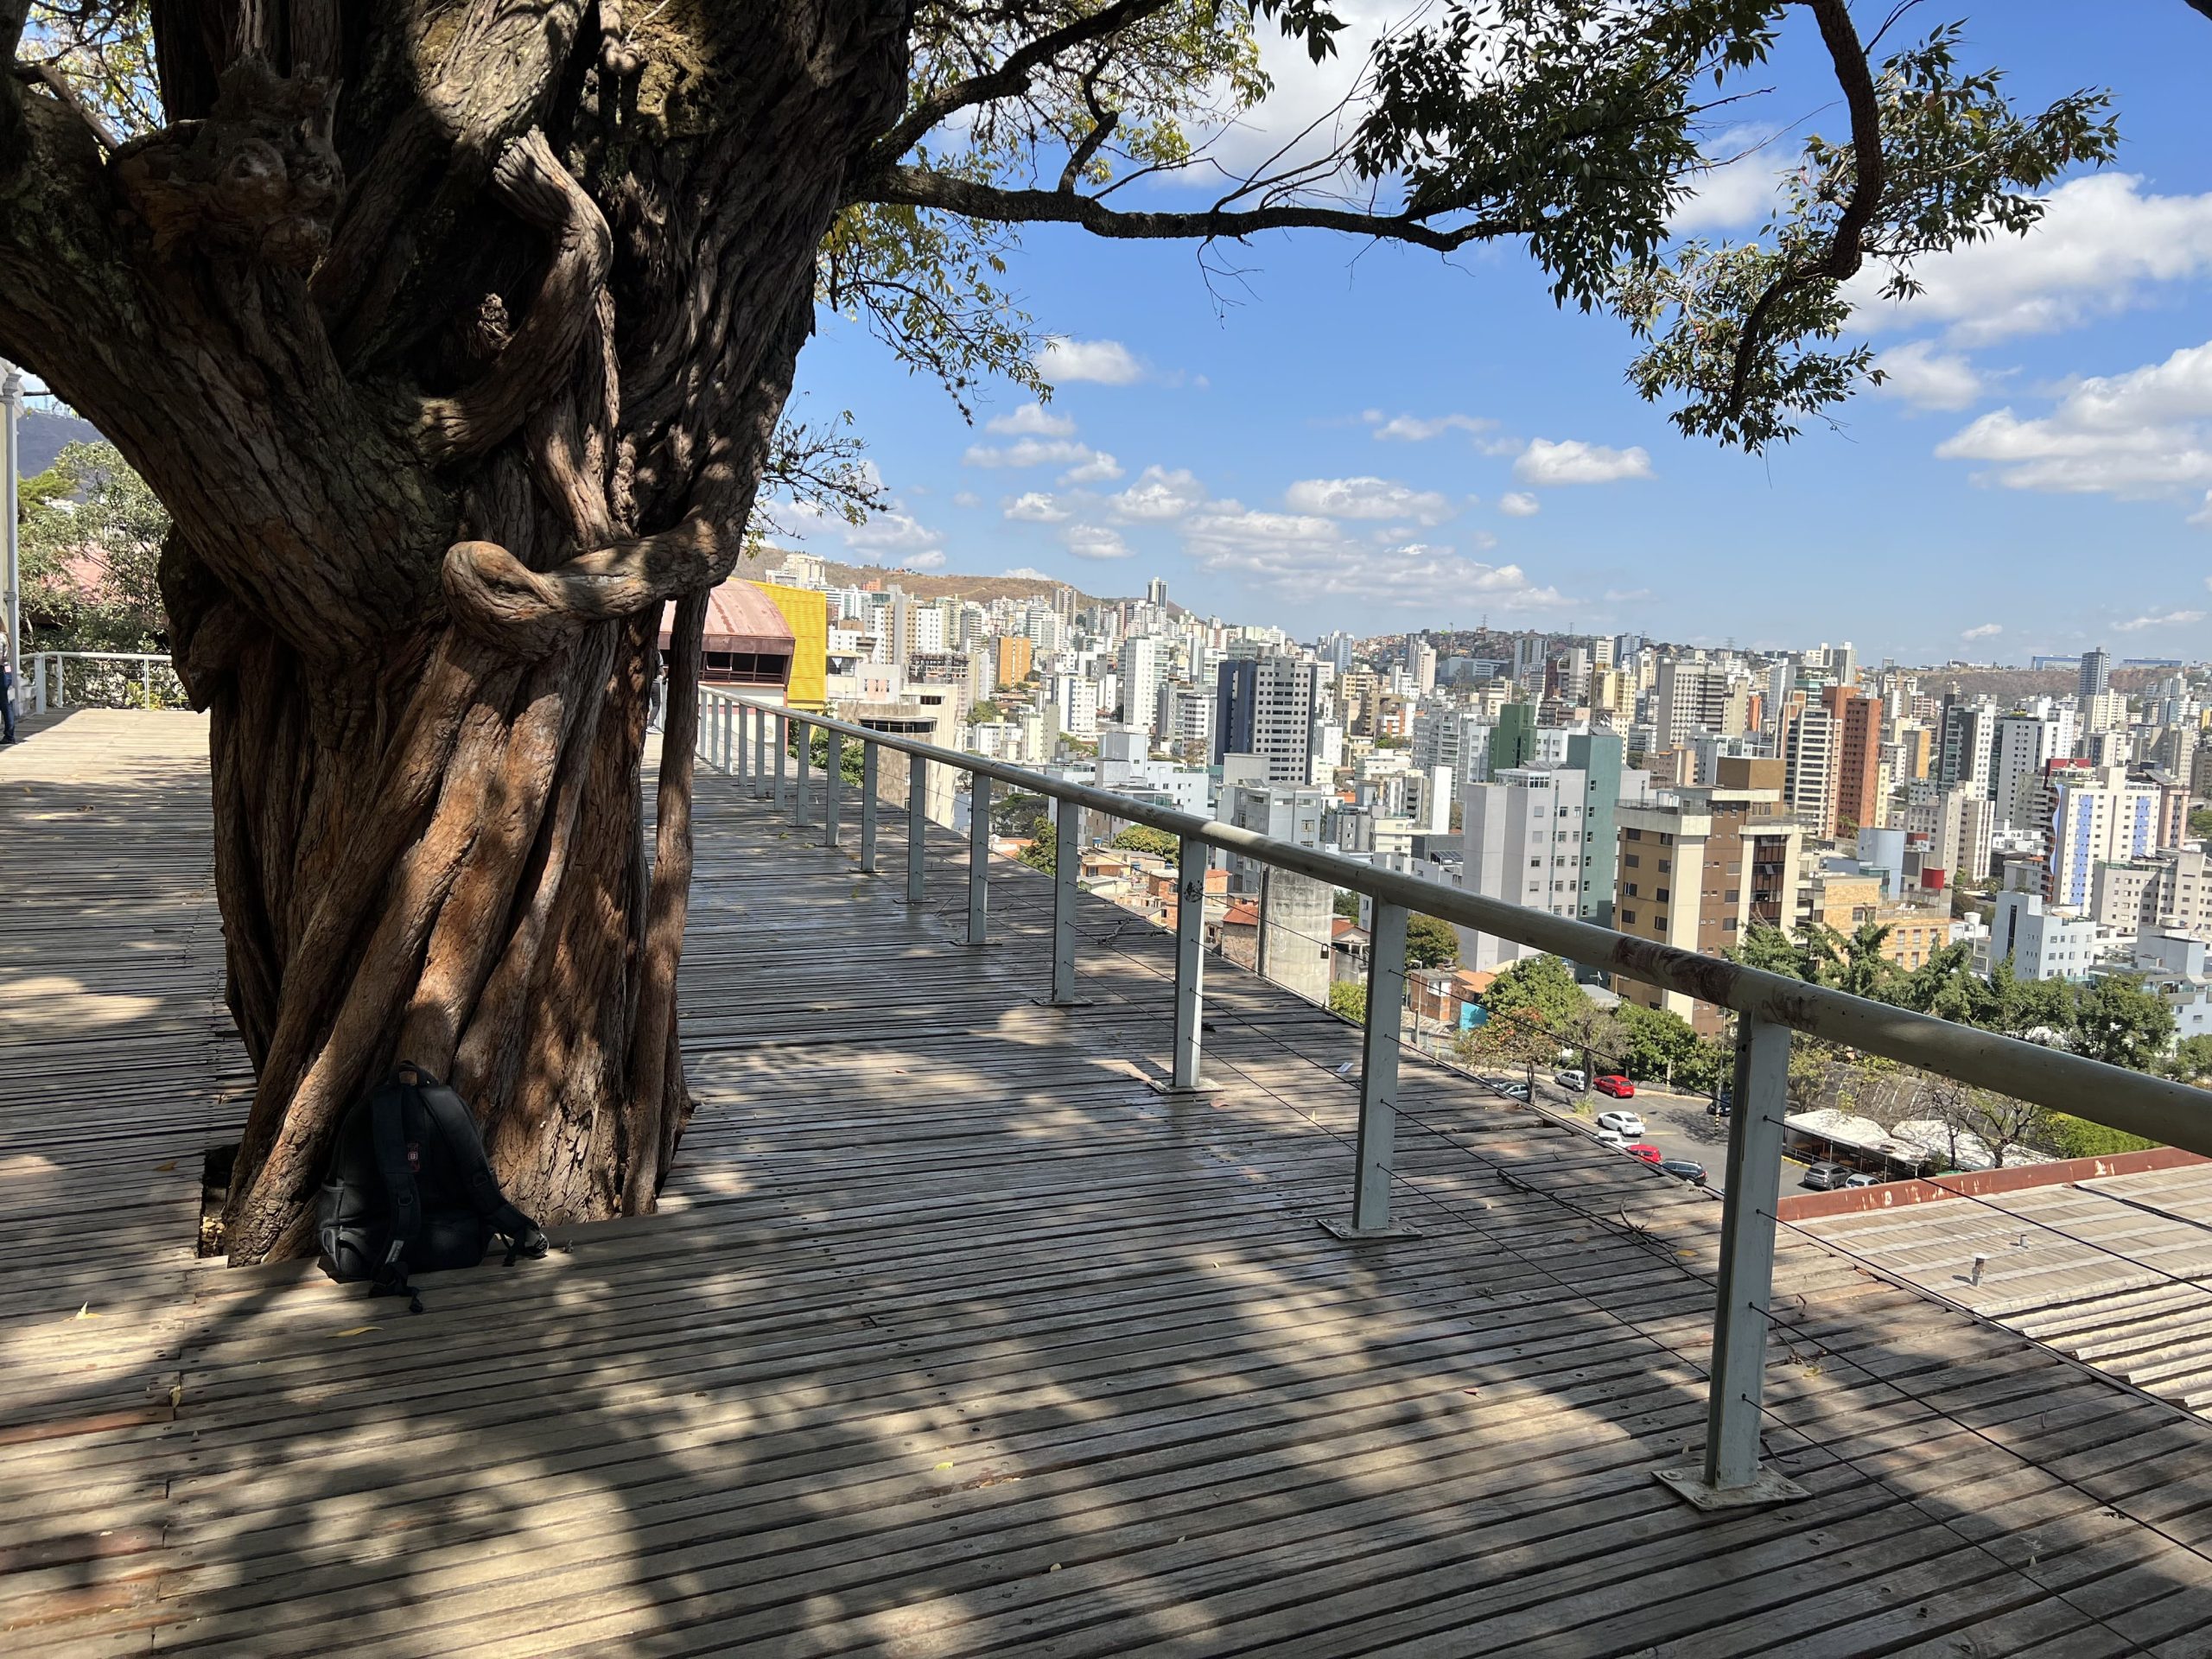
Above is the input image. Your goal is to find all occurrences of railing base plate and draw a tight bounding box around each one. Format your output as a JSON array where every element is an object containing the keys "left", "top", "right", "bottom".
[
  {"left": 1028, "top": 996, "right": 1095, "bottom": 1009},
  {"left": 1652, "top": 1465, "right": 1809, "bottom": 1510},
  {"left": 1145, "top": 1077, "right": 1226, "bottom": 1100},
  {"left": 1318, "top": 1218, "right": 1423, "bottom": 1242}
]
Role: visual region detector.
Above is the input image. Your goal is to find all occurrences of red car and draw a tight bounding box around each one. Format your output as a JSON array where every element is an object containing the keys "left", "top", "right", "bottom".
[
  {"left": 1593, "top": 1074, "right": 1636, "bottom": 1098},
  {"left": 1624, "top": 1143, "right": 1662, "bottom": 1163}
]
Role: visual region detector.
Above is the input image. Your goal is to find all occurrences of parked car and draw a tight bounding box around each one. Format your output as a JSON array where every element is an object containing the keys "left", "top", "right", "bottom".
[
  {"left": 1555, "top": 1068, "right": 1588, "bottom": 1091},
  {"left": 1801, "top": 1160, "right": 1854, "bottom": 1191},
  {"left": 1843, "top": 1172, "right": 1882, "bottom": 1189},
  {"left": 1593, "top": 1074, "right": 1636, "bottom": 1098},
  {"left": 1592, "top": 1128, "right": 1627, "bottom": 1148},
  {"left": 1493, "top": 1080, "right": 1531, "bottom": 1101},
  {"left": 1656, "top": 1158, "right": 1707, "bottom": 1183},
  {"left": 1710, "top": 1086, "right": 1733, "bottom": 1117},
  {"left": 1624, "top": 1143, "right": 1662, "bottom": 1163},
  {"left": 1595, "top": 1109, "right": 1646, "bottom": 1138}
]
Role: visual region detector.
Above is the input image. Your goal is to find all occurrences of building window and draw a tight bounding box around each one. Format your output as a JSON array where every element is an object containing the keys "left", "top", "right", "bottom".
[
  {"left": 1625, "top": 828, "right": 1643, "bottom": 841},
  {"left": 1621, "top": 909, "right": 1637, "bottom": 925},
  {"left": 1656, "top": 888, "right": 1670, "bottom": 903},
  {"left": 1624, "top": 883, "right": 1638, "bottom": 898},
  {"left": 1658, "top": 859, "right": 1672, "bottom": 873},
  {"left": 1624, "top": 853, "right": 1640, "bottom": 868},
  {"left": 1725, "top": 889, "right": 1740, "bottom": 903}
]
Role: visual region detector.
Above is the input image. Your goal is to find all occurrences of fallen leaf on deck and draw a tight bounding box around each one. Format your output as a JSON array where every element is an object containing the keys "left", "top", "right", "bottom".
[
  {"left": 154, "top": 1161, "right": 176, "bottom": 1172},
  {"left": 73, "top": 1304, "right": 99, "bottom": 1319},
  {"left": 335, "top": 1325, "right": 380, "bottom": 1338}
]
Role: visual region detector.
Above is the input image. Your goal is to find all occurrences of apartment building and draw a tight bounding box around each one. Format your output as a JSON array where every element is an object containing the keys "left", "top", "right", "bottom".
[{"left": 1611, "top": 756, "right": 1802, "bottom": 1035}]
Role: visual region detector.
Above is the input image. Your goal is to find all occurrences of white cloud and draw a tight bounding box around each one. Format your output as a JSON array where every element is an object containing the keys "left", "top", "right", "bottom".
[
  {"left": 1062, "top": 451, "right": 1124, "bottom": 484},
  {"left": 1497, "top": 491, "right": 1541, "bottom": 518},
  {"left": 1110, "top": 466, "right": 1207, "bottom": 521},
  {"left": 1873, "top": 340, "right": 1986, "bottom": 412},
  {"left": 1364, "top": 410, "right": 1495, "bottom": 443},
  {"left": 1961, "top": 622, "right": 2004, "bottom": 641},
  {"left": 1036, "top": 336, "right": 1143, "bottom": 385},
  {"left": 1514, "top": 438, "right": 1655, "bottom": 486},
  {"left": 1283, "top": 475, "right": 1453, "bottom": 524},
  {"left": 2114, "top": 608, "right": 2205, "bottom": 632},
  {"left": 963, "top": 437, "right": 1096, "bottom": 469},
  {"left": 1669, "top": 128, "right": 1788, "bottom": 232},
  {"left": 903, "top": 550, "right": 947, "bottom": 571},
  {"left": 1181, "top": 502, "right": 1567, "bottom": 611},
  {"left": 1002, "top": 492, "right": 1070, "bottom": 523},
  {"left": 1852, "top": 175, "right": 2212, "bottom": 345},
  {"left": 2194, "top": 499, "right": 2212, "bottom": 529},
  {"left": 987, "top": 404, "right": 1077, "bottom": 436},
  {"left": 844, "top": 509, "right": 942, "bottom": 556},
  {"left": 1001, "top": 566, "right": 1050, "bottom": 580},
  {"left": 1064, "top": 524, "right": 1133, "bottom": 561},
  {"left": 952, "top": 490, "right": 982, "bottom": 509},
  {"left": 1934, "top": 338, "right": 2212, "bottom": 500}
]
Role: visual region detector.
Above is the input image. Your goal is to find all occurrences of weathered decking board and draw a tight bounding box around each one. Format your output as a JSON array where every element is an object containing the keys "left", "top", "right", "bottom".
[{"left": 7, "top": 711, "right": 2212, "bottom": 1656}]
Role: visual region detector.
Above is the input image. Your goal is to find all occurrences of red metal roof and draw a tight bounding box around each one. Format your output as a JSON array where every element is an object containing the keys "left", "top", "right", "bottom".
[{"left": 658, "top": 578, "right": 795, "bottom": 654}]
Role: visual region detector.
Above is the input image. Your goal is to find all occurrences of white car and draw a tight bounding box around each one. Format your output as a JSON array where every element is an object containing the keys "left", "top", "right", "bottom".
[
  {"left": 1596, "top": 1109, "right": 1646, "bottom": 1139},
  {"left": 1555, "top": 1068, "right": 1588, "bottom": 1091},
  {"left": 1592, "top": 1128, "right": 1626, "bottom": 1148}
]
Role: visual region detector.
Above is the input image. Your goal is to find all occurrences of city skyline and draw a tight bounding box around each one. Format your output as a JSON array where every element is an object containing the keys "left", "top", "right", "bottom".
[{"left": 778, "top": 1, "right": 2212, "bottom": 658}]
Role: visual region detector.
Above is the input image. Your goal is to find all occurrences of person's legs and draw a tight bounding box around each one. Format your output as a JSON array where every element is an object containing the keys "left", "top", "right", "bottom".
[{"left": 2, "top": 668, "right": 16, "bottom": 743}]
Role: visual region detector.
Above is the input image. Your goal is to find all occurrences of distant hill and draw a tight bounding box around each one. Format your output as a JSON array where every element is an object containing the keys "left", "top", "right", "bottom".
[
  {"left": 815, "top": 557, "right": 1107, "bottom": 609},
  {"left": 1919, "top": 666, "right": 2168, "bottom": 702},
  {"left": 20, "top": 408, "right": 103, "bottom": 475}
]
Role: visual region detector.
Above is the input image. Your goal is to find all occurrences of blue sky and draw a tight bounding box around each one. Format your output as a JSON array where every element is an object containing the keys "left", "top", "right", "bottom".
[{"left": 786, "top": 2, "right": 2212, "bottom": 664}]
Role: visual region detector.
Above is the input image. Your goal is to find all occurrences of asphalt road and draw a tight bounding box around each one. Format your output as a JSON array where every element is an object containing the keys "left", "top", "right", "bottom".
[{"left": 1517, "top": 1076, "right": 1812, "bottom": 1193}]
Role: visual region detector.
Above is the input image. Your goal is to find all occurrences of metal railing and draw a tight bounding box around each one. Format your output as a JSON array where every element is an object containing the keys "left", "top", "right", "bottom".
[
  {"left": 22, "top": 652, "right": 184, "bottom": 714},
  {"left": 691, "top": 687, "right": 2212, "bottom": 1511}
]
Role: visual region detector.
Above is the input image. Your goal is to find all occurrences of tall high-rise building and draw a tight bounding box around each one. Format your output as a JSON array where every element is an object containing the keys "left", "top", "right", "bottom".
[
  {"left": 1655, "top": 658, "right": 1746, "bottom": 747},
  {"left": 1413, "top": 639, "right": 1438, "bottom": 694},
  {"left": 993, "top": 634, "right": 1033, "bottom": 690},
  {"left": 1822, "top": 685, "right": 1884, "bottom": 834},
  {"left": 1487, "top": 702, "right": 1538, "bottom": 774},
  {"left": 1566, "top": 731, "right": 1628, "bottom": 925},
  {"left": 1778, "top": 698, "right": 1838, "bottom": 839},
  {"left": 1145, "top": 576, "right": 1168, "bottom": 608},
  {"left": 1612, "top": 757, "right": 1802, "bottom": 1034},
  {"left": 2046, "top": 764, "right": 2161, "bottom": 908},
  {"left": 2080, "top": 646, "right": 2112, "bottom": 701},
  {"left": 1118, "top": 636, "right": 1162, "bottom": 737},
  {"left": 1459, "top": 767, "right": 1591, "bottom": 971},
  {"left": 1939, "top": 698, "right": 1999, "bottom": 796},
  {"left": 1215, "top": 653, "right": 1319, "bottom": 783}
]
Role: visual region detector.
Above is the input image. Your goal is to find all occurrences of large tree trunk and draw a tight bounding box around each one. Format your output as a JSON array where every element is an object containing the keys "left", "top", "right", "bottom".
[{"left": 0, "top": 2, "right": 914, "bottom": 1260}]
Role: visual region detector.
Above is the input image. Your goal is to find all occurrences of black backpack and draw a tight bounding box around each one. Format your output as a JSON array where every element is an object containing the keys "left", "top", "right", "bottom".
[{"left": 315, "top": 1063, "right": 548, "bottom": 1312}]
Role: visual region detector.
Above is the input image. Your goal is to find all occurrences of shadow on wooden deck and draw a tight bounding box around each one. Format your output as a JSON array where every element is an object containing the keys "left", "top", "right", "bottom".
[{"left": 7, "top": 715, "right": 2212, "bottom": 1656}]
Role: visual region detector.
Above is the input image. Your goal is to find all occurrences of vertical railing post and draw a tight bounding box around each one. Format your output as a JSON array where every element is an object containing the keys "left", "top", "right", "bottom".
[
  {"left": 906, "top": 756, "right": 929, "bottom": 906},
  {"left": 794, "top": 715, "right": 813, "bottom": 826},
  {"left": 967, "top": 776, "right": 990, "bottom": 944},
  {"left": 752, "top": 707, "right": 769, "bottom": 798},
  {"left": 1656, "top": 1008, "right": 1808, "bottom": 1509},
  {"left": 823, "top": 728, "right": 843, "bottom": 849},
  {"left": 1325, "top": 899, "right": 1417, "bottom": 1238},
  {"left": 1047, "top": 796, "right": 1081, "bottom": 1005},
  {"left": 1166, "top": 836, "right": 1208, "bottom": 1091},
  {"left": 141, "top": 656, "right": 154, "bottom": 709},
  {"left": 772, "top": 711, "right": 788, "bottom": 807},
  {"left": 859, "top": 740, "right": 880, "bottom": 875},
  {"left": 734, "top": 702, "right": 749, "bottom": 785}
]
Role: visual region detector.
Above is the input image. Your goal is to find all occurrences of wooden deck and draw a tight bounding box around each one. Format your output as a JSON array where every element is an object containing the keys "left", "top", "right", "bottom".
[{"left": 11, "top": 710, "right": 2212, "bottom": 1656}]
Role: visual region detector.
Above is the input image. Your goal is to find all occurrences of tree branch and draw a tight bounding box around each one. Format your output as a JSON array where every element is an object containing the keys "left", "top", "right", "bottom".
[
  {"left": 441, "top": 500, "right": 741, "bottom": 658},
  {"left": 859, "top": 0, "right": 1171, "bottom": 180},
  {"left": 12, "top": 61, "right": 123, "bottom": 151},
  {"left": 1718, "top": 0, "right": 1885, "bottom": 421},
  {"left": 414, "top": 130, "right": 613, "bottom": 464},
  {"left": 0, "top": 0, "right": 31, "bottom": 181},
  {"left": 862, "top": 163, "right": 1526, "bottom": 253}
]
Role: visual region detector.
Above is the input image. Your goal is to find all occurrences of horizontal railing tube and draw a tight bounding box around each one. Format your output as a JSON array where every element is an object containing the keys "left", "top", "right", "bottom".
[{"left": 708, "top": 695, "right": 2212, "bottom": 1156}]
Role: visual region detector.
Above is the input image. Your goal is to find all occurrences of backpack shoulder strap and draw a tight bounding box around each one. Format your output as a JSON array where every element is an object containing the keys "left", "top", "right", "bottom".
[
  {"left": 369, "top": 1076, "right": 424, "bottom": 1309},
  {"left": 410, "top": 1068, "right": 550, "bottom": 1261}
]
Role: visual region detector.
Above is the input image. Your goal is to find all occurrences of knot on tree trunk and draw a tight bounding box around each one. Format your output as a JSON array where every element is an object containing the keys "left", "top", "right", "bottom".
[{"left": 111, "top": 57, "right": 340, "bottom": 266}]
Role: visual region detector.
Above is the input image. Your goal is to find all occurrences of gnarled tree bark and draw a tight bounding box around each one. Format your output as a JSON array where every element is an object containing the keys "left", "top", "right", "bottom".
[{"left": 0, "top": 1, "right": 913, "bottom": 1260}]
